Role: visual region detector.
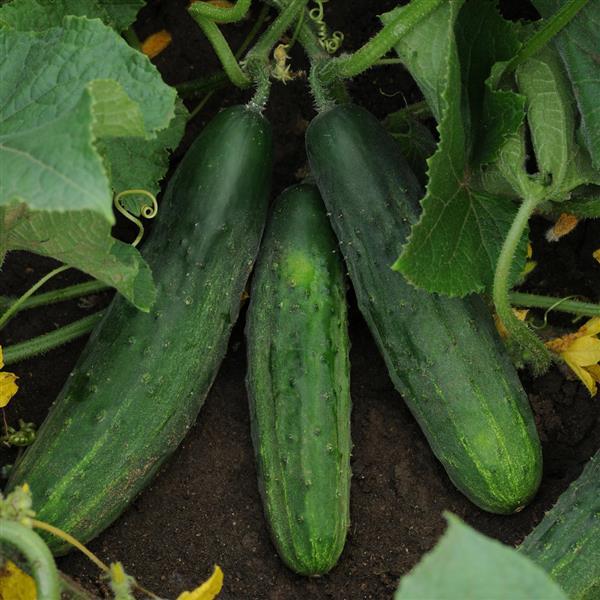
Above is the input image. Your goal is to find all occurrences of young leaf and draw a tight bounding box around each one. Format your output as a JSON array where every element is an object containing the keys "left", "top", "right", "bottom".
[
  {"left": 395, "top": 514, "right": 568, "bottom": 600},
  {"left": 382, "top": 0, "right": 527, "bottom": 296},
  {"left": 532, "top": 0, "right": 600, "bottom": 170},
  {"left": 516, "top": 46, "right": 575, "bottom": 195},
  {"left": 0, "top": 0, "right": 143, "bottom": 32}
]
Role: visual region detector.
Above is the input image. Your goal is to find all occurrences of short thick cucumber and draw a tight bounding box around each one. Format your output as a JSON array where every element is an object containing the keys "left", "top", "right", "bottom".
[
  {"left": 306, "top": 104, "right": 542, "bottom": 514},
  {"left": 520, "top": 450, "right": 600, "bottom": 599},
  {"left": 7, "top": 106, "right": 272, "bottom": 553},
  {"left": 246, "top": 184, "right": 351, "bottom": 575}
]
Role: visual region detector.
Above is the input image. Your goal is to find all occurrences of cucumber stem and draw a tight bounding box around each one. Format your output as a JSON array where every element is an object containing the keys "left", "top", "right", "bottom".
[
  {"left": 0, "top": 265, "right": 70, "bottom": 331},
  {"left": 509, "top": 292, "right": 600, "bottom": 318},
  {"left": 0, "top": 279, "right": 109, "bottom": 313},
  {"left": 0, "top": 520, "right": 60, "bottom": 600},
  {"left": 188, "top": 0, "right": 252, "bottom": 24},
  {"left": 3, "top": 312, "right": 104, "bottom": 366},
  {"left": 319, "top": 0, "right": 443, "bottom": 84},
  {"left": 493, "top": 194, "right": 551, "bottom": 373},
  {"left": 194, "top": 17, "right": 252, "bottom": 87},
  {"left": 501, "top": 0, "right": 590, "bottom": 78},
  {"left": 246, "top": 0, "right": 308, "bottom": 60}
]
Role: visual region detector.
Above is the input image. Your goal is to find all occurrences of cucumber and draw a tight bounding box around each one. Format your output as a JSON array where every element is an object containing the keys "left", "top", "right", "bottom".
[
  {"left": 245, "top": 184, "right": 351, "bottom": 575},
  {"left": 7, "top": 105, "right": 272, "bottom": 554},
  {"left": 519, "top": 450, "right": 600, "bottom": 599},
  {"left": 306, "top": 104, "right": 542, "bottom": 514}
]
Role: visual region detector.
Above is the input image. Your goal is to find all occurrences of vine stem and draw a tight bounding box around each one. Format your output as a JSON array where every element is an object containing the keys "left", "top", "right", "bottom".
[
  {"left": 188, "top": 0, "right": 252, "bottom": 24},
  {"left": 510, "top": 292, "right": 600, "bottom": 318},
  {"left": 320, "top": 0, "right": 443, "bottom": 84},
  {"left": 246, "top": 0, "right": 308, "bottom": 60},
  {"left": 0, "top": 520, "right": 60, "bottom": 600},
  {"left": 0, "top": 265, "right": 69, "bottom": 331},
  {"left": 194, "top": 17, "right": 252, "bottom": 87},
  {"left": 3, "top": 312, "right": 104, "bottom": 366},
  {"left": 0, "top": 280, "right": 109, "bottom": 314},
  {"left": 501, "top": 0, "right": 590, "bottom": 77},
  {"left": 189, "top": 3, "right": 271, "bottom": 119},
  {"left": 493, "top": 194, "right": 551, "bottom": 373}
]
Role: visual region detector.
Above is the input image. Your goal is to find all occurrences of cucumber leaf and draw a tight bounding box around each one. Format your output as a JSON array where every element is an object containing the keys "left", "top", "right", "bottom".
[
  {"left": 395, "top": 514, "right": 568, "bottom": 600},
  {"left": 0, "top": 17, "right": 178, "bottom": 310},
  {"left": 0, "top": 0, "right": 143, "bottom": 32},
  {"left": 532, "top": 0, "right": 600, "bottom": 170},
  {"left": 382, "top": 0, "right": 527, "bottom": 296}
]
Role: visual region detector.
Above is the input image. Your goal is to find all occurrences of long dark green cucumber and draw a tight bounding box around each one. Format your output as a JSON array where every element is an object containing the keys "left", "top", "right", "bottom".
[
  {"left": 7, "top": 106, "right": 272, "bottom": 553},
  {"left": 306, "top": 104, "right": 542, "bottom": 514},
  {"left": 519, "top": 450, "right": 600, "bottom": 599},
  {"left": 246, "top": 184, "right": 351, "bottom": 575}
]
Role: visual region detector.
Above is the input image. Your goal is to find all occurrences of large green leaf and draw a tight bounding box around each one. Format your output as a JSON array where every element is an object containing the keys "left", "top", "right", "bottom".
[
  {"left": 382, "top": 0, "right": 526, "bottom": 296},
  {"left": 395, "top": 515, "right": 568, "bottom": 600},
  {"left": 0, "top": 0, "right": 143, "bottom": 32},
  {"left": 0, "top": 17, "right": 178, "bottom": 310},
  {"left": 532, "top": 0, "right": 600, "bottom": 170}
]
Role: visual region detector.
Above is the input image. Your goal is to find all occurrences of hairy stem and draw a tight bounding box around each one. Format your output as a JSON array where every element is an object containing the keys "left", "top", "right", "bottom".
[
  {"left": 0, "top": 280, "right": 109, "bottom": 314},
  {"left": 502, "top": 0, "right": 590, "bottom": 76},
  {"left": 247, "top": 0, "right": 308, "bottom": 59},
  {"left": 3, "top": 312, "right": 104, "bottom": 366},
  {"left": 0, "top": 520, "right": 60, "bottom": 600},
  {"left": 320, "top": 0, "right": 443, "bottom": 83},
  {"left": 493, "top": 194, "right": 551, "bottom": 373},
  {"left": 188, "top": 0, "right": 252, "bottom": 23},
  {"left": 510, "top": 292, "right": 600, "bottom": 318},
  {"left": 0, "top": 265, "right": 70, "bottom": 330},
  {"left": 194, "top": 17, "right": 252, "bottom": 87}
]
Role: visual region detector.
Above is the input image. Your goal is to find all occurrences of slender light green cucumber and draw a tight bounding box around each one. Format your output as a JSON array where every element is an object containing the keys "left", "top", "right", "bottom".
[{"left": 246, "top": 183, "right": 351, "bottom": 575}]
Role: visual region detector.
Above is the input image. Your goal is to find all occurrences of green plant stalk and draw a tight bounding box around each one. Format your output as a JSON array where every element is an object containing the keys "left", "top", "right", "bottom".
[
  {"left": 0, "top": 265, "right": 70, "bottom": 331},
  {"left": 189, "top": 4, "right": 271, "bottom": 118},
  {"left": 246, "top": 0, "right": 309, "bottom": 60},
  {"left": 3, "top": 312, "right": 104, "bottom": 366},
  {"left": 0, "top": 520, "right": 60, "bottom": 600},
  {"left": 0, "top": 280, "right": 109, "bottom": 313},
  {"left": 189, "top": 0, "right": 252, "bottom": 24},
  {"left": 493, "top": 194, "right": 551, "bottom": 373},
  {"left": 320, "top": 0, "right": 443, "bottom": 83},
  {"left": 176, "top": 71, "right": 229, "bottom": 99},
  {"left": 509, "top": 293, "right": 600, "bottom": 318},
  {"left": 502, "top": 0, "right": 590, "bottom": 76},
  {"left": 194, "top": 17, "right": 252, "bottom": 87}
]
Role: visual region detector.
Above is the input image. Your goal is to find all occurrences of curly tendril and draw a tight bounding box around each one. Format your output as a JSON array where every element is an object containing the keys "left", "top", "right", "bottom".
[
  {"left": 113, "top": 189, "right": 159, "bottom": 247},
  {"left": 308, "top": 0, "right": 344, "bottom": 54}
]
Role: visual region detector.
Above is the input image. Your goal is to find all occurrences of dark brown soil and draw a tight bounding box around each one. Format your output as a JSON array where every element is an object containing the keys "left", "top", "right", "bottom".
[{"left": 1, "top": 1, "right": 599, "bottom": 599}]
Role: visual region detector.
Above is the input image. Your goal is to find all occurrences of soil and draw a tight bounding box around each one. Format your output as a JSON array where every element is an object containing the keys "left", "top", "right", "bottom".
[{"left": 1, "top": 1, "right": 599, "bottom": 599}]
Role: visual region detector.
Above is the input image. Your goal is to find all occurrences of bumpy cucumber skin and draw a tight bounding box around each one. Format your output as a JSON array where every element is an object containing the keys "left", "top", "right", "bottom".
[
  {"left": 520, "top": 450, "right": 600, "bottom": 600},
  {"left": 7, "top": 106, "right": 272, "bottom": 554},
  {"left": 306, "top": 104, "right": 542, "bottom": 514},
  {"left": 246, "top": 184, "right": 351, "bottom": 575}
]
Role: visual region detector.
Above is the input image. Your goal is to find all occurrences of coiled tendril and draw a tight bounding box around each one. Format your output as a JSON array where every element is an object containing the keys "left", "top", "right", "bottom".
[
  {"left": 308, "top": 0, "right": 344, "bottom": 54},
  {"left": 113, "top": 189, "right": 159, "bottom": 247}
]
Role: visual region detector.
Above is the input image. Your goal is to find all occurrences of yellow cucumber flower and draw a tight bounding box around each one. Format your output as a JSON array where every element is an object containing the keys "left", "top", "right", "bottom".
[
  {"left": 593, "top": 248, "right": 600, "bottom": 264},
  {"left": 0, "top": 346, "right": 18, "bottom": 408},
  {"left": 177, "top": 565, "right": 223, "bottom": 600},
  {"left": 141, "top": 30, "right": 172, "bottom": 59},
  {"left": 546, "top": 317, "right": 600, "bottom": 396}
]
